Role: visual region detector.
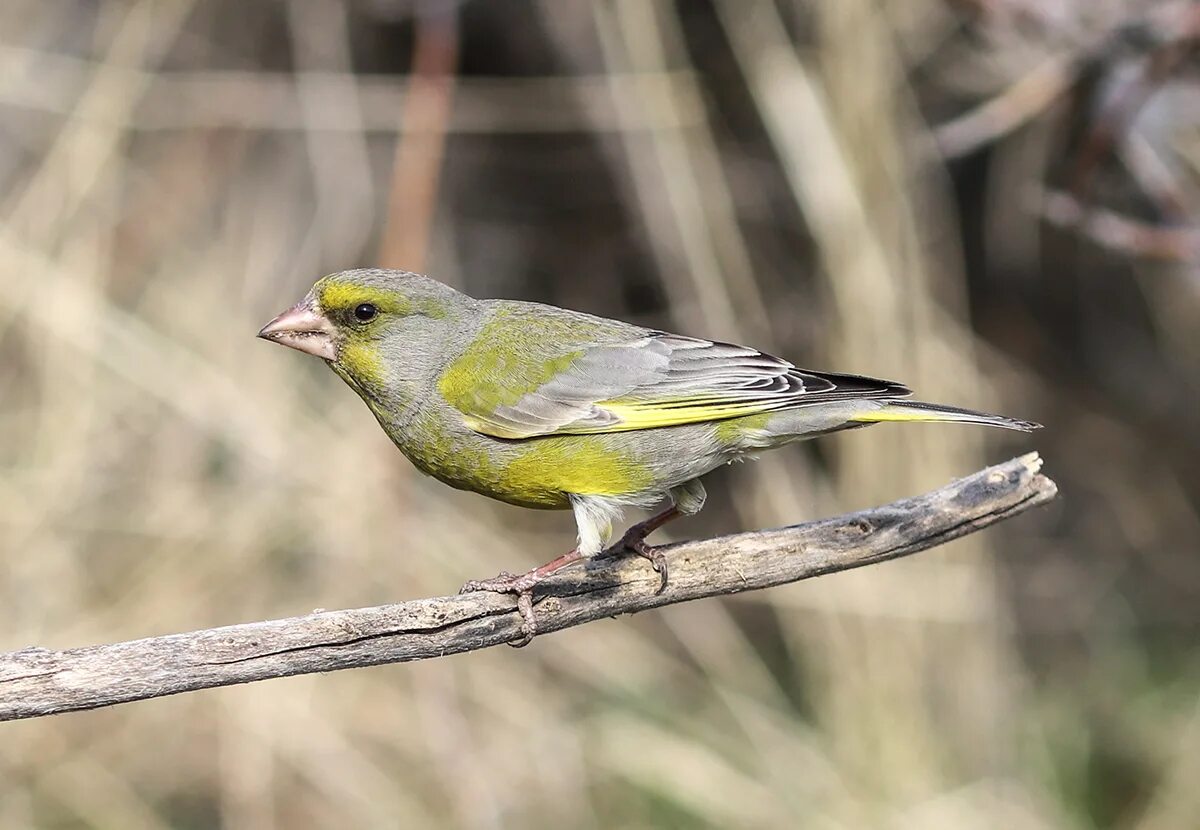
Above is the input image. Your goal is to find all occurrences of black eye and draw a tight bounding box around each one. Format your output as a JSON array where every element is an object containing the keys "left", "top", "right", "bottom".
[{"left": 353, "top": 303, "right": 378, "bottom": 322}]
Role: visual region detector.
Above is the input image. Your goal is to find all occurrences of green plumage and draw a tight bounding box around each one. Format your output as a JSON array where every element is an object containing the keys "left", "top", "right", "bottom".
[{"left": 260, "top": 268, "right": 1038, "bottom": 557}]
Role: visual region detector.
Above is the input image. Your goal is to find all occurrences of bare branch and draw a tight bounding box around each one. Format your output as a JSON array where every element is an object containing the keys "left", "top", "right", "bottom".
[
  {"left": 0, "top": 46, "right": 704, "bottom": 134},
  {"left": 1040, "top": 188, "right": 1200, "bottom": 262},
  {"left": 0, "top": 453, "right": 1057, "bottom": 723},
  {"left": 932, "top": 55, "right": 1076, "bottom": 158}
]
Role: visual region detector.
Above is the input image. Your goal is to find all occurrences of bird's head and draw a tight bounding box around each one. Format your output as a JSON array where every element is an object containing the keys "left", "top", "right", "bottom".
[{"left": 258, "top": 268, "right": 474, "bottom": 401}]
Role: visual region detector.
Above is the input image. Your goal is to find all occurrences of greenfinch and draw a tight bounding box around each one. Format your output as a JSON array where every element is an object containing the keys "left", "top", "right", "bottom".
[{"left": 260, "top": 269, "right": 1038, "bottom": 643}]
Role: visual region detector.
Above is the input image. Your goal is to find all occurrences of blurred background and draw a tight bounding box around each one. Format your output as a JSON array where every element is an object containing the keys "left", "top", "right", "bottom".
[{"left": 1, "top": 0, "right": 1198, "bottom": 827}]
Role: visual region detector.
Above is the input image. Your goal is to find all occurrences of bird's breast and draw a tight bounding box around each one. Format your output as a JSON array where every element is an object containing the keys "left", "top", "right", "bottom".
[{"left": 386, "top": 406, "right": 663, "bottom": 510}]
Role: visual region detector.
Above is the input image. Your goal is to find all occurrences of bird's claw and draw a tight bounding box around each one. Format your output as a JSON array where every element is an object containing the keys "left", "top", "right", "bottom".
[
  {"left": 512, "top": 592, "right": 535, "bottom": 648},
  {"left": 458, "top": 570, "right": 539, "bottom": 647},
  {"left": 458, "top": 571, "right": 518, "bottom": 595},
  {"left": 616, "top": 536, "right": 670, "bottom": 594}
]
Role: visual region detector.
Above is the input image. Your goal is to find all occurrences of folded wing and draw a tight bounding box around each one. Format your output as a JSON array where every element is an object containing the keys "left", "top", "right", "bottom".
[{"left": 444, "top": 328, "right": 911, "bottom": 439}]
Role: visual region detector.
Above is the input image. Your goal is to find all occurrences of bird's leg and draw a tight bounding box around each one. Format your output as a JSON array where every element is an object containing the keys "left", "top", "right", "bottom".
[
  {"left": 609, "top": 506, "right": 682, "bottom": 594},
  {"left": 458, "top": 548, "right": 582, "bottom": 647}
]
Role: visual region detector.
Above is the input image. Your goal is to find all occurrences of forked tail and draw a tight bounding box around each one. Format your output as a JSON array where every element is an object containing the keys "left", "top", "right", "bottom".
[{"left": 850, "top": 400, "right": 1041, "bottom": 432}]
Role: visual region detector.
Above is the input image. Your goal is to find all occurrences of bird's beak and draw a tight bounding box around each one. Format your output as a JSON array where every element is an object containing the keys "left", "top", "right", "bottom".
[{"left": 257, "top": 301, "right": 338, "bottom": 361}]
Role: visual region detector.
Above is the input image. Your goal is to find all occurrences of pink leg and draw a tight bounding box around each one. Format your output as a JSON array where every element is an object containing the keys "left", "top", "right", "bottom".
[
  {"left": 459, "top": 548, "right": 583, "bottom": 647},
  {"left": 610, "top": 506, "right": 684, "bottom": 594}
]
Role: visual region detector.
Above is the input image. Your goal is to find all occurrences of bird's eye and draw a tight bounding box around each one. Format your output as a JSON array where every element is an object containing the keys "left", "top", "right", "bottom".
[{"left": 353, "top": 303, "right": 378, "bottom": 323}]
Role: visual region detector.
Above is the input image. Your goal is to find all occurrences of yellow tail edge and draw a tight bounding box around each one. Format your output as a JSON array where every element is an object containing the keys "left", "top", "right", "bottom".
[{"left": 850, "top": 401, "right": 1041, "bottom": 432}]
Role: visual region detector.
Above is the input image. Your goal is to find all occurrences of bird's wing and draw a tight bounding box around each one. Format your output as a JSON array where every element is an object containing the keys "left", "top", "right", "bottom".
[{"left": 440, "top": 328, "right": 910, "bottom": 439}]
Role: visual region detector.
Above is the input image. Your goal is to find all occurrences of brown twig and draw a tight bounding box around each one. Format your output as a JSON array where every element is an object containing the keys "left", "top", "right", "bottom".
[
  {"left": 933, "top": 55, "right": 1078, "bottom": 158},
  {"left": 378, "top": 1, "right": 459, "bottom": 270},
  {"left": 1068, "top": 3, "right": 1200, "bottom": 203},
  {"left": 1040, "top": 188, "right": 1200, "bottom": 262},
  {"left": 0, "top": 454, "right": 1057, "bottom": 723}
]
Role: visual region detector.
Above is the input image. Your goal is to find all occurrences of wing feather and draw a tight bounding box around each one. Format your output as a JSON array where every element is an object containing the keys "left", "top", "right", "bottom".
[{"left": 448, "top": 330, "right": 910, "bottom": 439}]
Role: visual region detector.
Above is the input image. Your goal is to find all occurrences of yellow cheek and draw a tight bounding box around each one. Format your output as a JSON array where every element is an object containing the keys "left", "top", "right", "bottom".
[{"left": 338, "top": 341, "right": 386, "bottom": 388}]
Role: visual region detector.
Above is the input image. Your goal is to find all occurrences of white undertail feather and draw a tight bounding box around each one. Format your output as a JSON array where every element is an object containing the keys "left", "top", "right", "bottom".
[
  {"left": 571, "top": 483, "right": 708, "bottom": 557},
  {"left": 570, "top": 494, "right": 625, "bottom": 557},
  {"left": 669, "top": 479, "right": 708, "bottom": 515},
  {"left": 852, "top": 400, "right": 1041, "bottom": 432}
]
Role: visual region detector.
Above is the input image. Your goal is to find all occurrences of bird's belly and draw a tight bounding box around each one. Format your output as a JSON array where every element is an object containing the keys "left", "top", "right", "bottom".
[
  {"left": 396, "top": 423, "right": 674, "bottom": 511},
  {"left": 393, "top": 432, "right": 558, "bottom": 509}
]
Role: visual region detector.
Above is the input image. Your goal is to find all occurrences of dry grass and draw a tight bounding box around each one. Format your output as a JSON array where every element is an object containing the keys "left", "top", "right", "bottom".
[{"left": 1, "top": 1, "right": 1197, "bottom": 828}]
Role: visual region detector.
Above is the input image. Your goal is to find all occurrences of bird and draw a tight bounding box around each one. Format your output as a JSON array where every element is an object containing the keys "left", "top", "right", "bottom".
[{"left": 259, "top": 268, "right": 1039, "bottom": 644}]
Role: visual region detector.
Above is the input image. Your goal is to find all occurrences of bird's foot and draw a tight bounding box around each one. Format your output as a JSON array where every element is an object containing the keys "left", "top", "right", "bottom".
[
  {"left": 612, "top": 532, "right": 669, "bottom": 595},
  {"left": 458, "top": 570, "right": 541, "bottom": 648},
  {"left": 459, "top": 571, "right": 525, "bottom": 594},
  {"left": 604, "top": 505, "right": 683, "bottom": 594},
  {"left": 458, "top": 549, "right": 583, "bottom": 648}
]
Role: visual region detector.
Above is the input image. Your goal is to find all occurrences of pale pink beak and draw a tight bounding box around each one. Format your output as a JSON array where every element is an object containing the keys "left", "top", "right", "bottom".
[{"left": 257, "top": 301, "right": 338, "bottom": 361}]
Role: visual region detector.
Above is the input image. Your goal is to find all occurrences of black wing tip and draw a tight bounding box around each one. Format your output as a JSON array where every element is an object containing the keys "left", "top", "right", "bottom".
[
  {"left": 792, "top": 369, "right": 912, "bottom": 400},
  {"left": 986, "top": 417, "right": 1042, "bottom": 433}
]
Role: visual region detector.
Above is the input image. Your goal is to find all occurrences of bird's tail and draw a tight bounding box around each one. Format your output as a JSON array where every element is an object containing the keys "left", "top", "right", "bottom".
[{"left": 849, "top": 400, "right": 1041, "bottom": 432}]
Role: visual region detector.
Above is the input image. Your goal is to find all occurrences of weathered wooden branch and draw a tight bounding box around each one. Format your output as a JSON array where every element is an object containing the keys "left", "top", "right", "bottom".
[{"left": 0, "top": 453, "right": 1056, "bottom": 722}]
